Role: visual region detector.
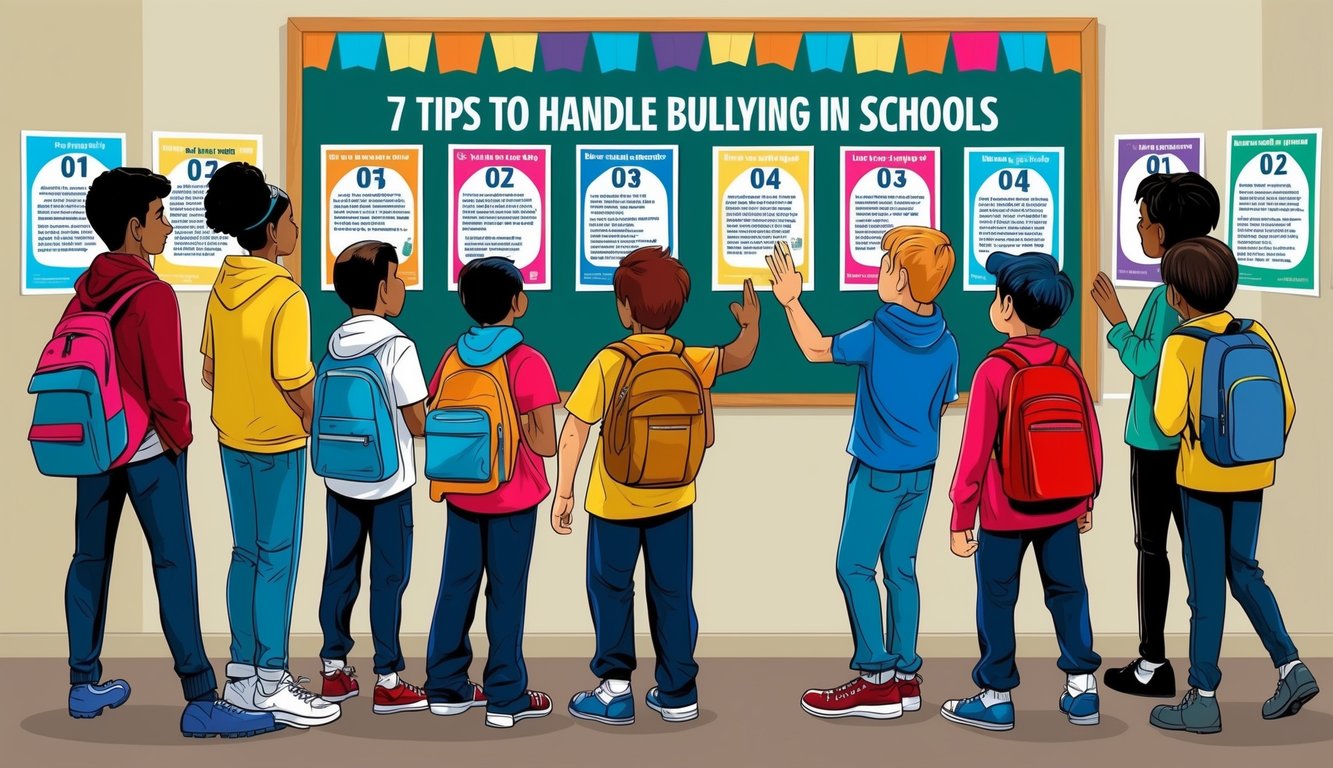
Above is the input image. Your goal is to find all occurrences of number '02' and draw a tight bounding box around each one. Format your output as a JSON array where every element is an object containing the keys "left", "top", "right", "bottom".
[{"left": 1259, "top": 153, "right": 1289, "bottom": 175}]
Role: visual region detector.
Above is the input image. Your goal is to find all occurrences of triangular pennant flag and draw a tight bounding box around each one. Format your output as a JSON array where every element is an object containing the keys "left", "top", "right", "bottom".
[
  {"left": 541, "top": 32, "right": 589, "bottom": 72},
  {"left": 951, "top": 31, "right": 999, "bottom": 72},
  {"left": 1047, "top": 32, "right": 1081, "bottom": 73},
  {"left": 435, "top": 32, "right": 485, "bottom": 73},
  {"left": 754, "top": 32, "right": 802, "bottom": 69},
  {"left": 652, "top": 32, "right": 704, "bottom": 71},
  {"left": 491, "top": 33, "right": 539, "bottom": 72},
  {"left": 385, "top": 33, "right": 431, "bottom": 72},
  {"left": 1000, "top": 32, "right": 1046, "bottom": 71},
  {"left": 592, "top": 32, "right": 639, "bottom": 73},
  {"left": 304, "top": 32, "right": 336, "bottom": 70},
  {"left": 707, "top": 33, "right": 752, "bottom": 66},
  {"left": 806, "top": 32, "right": 850, "bottom": 72},
  {"left": 851, "top": 33, "right": 899, "bottom": 74},
  {"left": 337, "top": 32, "right": 382, "bottom": 70},
  {"left": 901, "top": 32, "right": 949, "bottom": 74}
]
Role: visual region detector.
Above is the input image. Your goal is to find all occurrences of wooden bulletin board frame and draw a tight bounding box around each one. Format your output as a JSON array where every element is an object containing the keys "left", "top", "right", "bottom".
[{"left": 285, "top": 17, "right": 1100, "bottom": 407}]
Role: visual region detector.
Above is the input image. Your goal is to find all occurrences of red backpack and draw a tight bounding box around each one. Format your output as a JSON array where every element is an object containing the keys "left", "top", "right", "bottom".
[{"left": 991, "top": 345, "right": 1098, "bottom": 505}]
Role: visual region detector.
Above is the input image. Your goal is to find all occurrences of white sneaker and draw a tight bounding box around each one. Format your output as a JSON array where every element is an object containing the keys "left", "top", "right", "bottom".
[
  {"left": 223, "top": 676, "right": 259, "bottom": 711},
  {"left": 252, "top": 673, "right": 341, "bottom": 728}
]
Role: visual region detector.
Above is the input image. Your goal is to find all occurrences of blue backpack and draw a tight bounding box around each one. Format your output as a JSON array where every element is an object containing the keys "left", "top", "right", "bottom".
[
  {"left": 311, "top": 351, "right": 399, "bottom": 483},
  {"left": 1171, "top": 319, "right": 1287, "bottom": 467}
]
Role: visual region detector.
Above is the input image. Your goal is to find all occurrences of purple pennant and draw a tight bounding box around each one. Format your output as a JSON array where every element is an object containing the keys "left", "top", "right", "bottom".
[
  {"left": 651, "top": 32, "right": 704, "bottom": 71},
  {"left": 540, "top": 32, "right": 589, "bottom": 72}
]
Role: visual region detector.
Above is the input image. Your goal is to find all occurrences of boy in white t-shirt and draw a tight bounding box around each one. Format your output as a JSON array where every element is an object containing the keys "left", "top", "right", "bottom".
[{"left": 316, "top": 240, "right": 430, "bottom": 714}]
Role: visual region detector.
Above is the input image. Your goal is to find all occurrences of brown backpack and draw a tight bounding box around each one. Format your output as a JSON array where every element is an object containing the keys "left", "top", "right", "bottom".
[{"left": 601, "top": 339, "right": 707, "bottom": 489}]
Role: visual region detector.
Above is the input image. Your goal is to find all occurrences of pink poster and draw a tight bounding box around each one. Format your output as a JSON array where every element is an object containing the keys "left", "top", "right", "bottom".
[
  {"left": 839, "top": 147, "right": 940, "bottom": 290},
  {"left": 448, "top": 144, "right": 551, "bottom": 290}
]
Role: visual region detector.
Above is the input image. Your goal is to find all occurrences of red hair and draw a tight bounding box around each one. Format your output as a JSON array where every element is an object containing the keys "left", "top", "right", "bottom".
[{"left": 613, "top": 246, "right": 690, "bottom": 330}]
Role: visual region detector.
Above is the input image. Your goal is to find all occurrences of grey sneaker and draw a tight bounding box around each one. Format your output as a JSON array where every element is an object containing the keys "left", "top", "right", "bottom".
[
  {"left": 1263, "top": 663, "right": 1320, "bottom": 720},
  {"left": 1150, "top": 689, "right": 1222, "bottom": 734}
]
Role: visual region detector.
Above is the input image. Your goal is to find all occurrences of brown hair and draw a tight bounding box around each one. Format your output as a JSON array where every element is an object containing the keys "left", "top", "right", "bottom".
[
  {"left": 613, "top": 246, "right": 690, "bottom": 330},
  {"left": 1160, "top": 236, "right": 1238, "bottom": 314},
  {"left": 880, "top": 226, "right": 956, "bottom": 303}
]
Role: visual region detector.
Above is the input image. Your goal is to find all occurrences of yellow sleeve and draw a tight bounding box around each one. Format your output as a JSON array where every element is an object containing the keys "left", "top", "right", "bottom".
[
  {"left": 565, "top": 352, "right": 615, "bottom": 425},
  {"left": 200, "top": 305, "right": 214, "bottom": 358},
  {"left": 271, "top": 291, "right": 315, "bottom": 391},
  {"left": 1154, "top": 335, "right": 1191, "bottom": 438},
  {"left": 685, "top": 346, "right": 721, "bottom": 390},
  {"left": 1253, "top": 322, "right": 1297, "bottom": 434}
]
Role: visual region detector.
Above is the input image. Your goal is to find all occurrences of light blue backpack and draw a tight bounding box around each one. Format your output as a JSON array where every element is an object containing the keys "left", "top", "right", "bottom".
[{"left": 311, "top": 352, "right": 399, "bottom": 482}]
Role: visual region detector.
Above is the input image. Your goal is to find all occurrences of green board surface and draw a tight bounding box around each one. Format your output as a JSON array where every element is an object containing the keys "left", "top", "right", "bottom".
[{"left": 300, "top": 36, "right": 1084, "bottom": 396}]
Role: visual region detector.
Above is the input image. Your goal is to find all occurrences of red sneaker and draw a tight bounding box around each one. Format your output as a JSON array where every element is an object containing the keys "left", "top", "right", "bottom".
[
  {"left": 428, "top": 681, "right": 487, "bottom": 717},
  {"left": 896, "top": 674, "right": 923, "bottom": 712},
  {"left": 485, "top": 690, "right": 553, "bottom": 729},
  {"left": 374, "top": 679, "right": 430, "bottom": 715},
  {"left": 320, "top": 666, "right": 359, "bottom": 703},
  {"left": 801, "top": 676, "right": 903, "bottom": 720}
]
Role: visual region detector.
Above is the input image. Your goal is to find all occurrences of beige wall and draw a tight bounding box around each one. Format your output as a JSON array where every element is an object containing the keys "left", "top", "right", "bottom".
[{"left": 8, "top": 0, "right": 1328, "bottom": 660}]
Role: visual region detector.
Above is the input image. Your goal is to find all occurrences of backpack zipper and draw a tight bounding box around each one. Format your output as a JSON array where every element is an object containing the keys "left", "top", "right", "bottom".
[
  {"left": 62, "top": 333, "right": 77, "bottom": 357},
  {"left": 321, "top": 434, "right": 371, "bottom": 446}
]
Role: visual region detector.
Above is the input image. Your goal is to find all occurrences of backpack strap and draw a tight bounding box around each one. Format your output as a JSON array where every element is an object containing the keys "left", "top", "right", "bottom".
[
  {"left": 668, "top": 338, "right": 685, "bottom": 356},
  {"left": 987, "top": 346, "right": 1030, "bottom": 371},
  {"left": 1170, "top": 326, "right": 1215, "bottom": 342},
  {"left": 606, "top": 340, "right": 645, "bottom": 364}
]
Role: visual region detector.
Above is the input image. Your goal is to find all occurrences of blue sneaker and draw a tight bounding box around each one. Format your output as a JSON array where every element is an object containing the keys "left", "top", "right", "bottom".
[
  {"left": 181, "top": 698, "right": 280, "bottom": 738},
  {"left": 940, "top": 691, "right": 1015, "bottom": 731},
  {"left": 1060, "top": 690, "right": 1100, "bottom": 726},
  {"left": 646, "top": 687, "right": 698, "bottom": 723},
  {"left": 568, "top": 681, "right": 634, "bottom": 726},
  {"left": 69, "top": 680, "right": 131, "bottom": 719}
]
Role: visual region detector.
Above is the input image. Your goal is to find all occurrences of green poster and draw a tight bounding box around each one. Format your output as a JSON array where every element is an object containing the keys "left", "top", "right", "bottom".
[{"left": 1227, "top": 129, "right": 1322, "bottom": 296}]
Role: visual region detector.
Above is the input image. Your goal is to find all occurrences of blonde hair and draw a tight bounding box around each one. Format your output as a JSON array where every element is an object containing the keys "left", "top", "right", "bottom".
[{"left": 880, "top": 225, "right": 955, "bottom": 303}]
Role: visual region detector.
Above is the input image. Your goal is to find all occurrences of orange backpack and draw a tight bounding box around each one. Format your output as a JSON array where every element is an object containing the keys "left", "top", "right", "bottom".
[
  {"left": 601, "top": 339, "right": 708, "bottom": 489},
  {"left": 425, "top": 347, "right": 520, "bottom": 500}
]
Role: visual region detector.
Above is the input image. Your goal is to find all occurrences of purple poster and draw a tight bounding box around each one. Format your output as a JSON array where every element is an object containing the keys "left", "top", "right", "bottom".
[{"left": 1113, "top": 133, "right": 1205, "bottom": 286}]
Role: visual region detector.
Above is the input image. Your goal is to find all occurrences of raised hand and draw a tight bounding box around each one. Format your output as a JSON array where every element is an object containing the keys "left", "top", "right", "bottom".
[
  {"left": 1091, "top": 272, "right": 1128, "bottom": 326},
  {"left": 765, "top": 241, "right": 803, "bottom": 307},
  {"left": 730, "top": 279, "right": 761, "bottom": 327}
]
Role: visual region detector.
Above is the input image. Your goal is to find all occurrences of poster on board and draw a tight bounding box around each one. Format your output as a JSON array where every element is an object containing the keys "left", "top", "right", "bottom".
[
  {"left": 1227, "top": 129, "right": 1321, "bottom": 296},
  {"left": 576, "top": 145, "right": 678, "bottom": 291},
  {"left": 448, "top": 144, "right": 551, "bottom": 291},
  {"left": 963, "top": 147, "right": 1064, "bottom": 292},
  {"left": 1112, "top": 133, "right": 1204, "bottom": 287},
  {"left": 713, "top": 146, "right": 814, "bottom": 291},
  {"left": 321, "top": 145, "right": 424, "bottom": 292},
  {"left": 840, "top": 147, "right": 940, "bottom": 291}
]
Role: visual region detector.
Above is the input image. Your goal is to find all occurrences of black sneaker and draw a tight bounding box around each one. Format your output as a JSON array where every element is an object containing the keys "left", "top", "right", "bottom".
[{"left": 1103, "top": 658, "right": 1176, "bottom": 698}]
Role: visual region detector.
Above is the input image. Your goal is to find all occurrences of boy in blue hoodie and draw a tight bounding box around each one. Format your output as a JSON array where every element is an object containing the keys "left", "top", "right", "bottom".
[{"left": 768, "top": 228, "right": 959, "bottom": 720}]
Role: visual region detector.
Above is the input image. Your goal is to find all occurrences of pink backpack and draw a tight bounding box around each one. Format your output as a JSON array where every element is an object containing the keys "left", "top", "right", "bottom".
[{"left": 28, "top": 283, "right": 152, "bottom": 476}]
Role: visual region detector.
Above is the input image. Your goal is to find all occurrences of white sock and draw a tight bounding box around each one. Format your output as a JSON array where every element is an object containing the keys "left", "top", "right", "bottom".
[
  {"left": 1279, "top": 660, "right": 1303, "bottom": 680},
  {"left": 1197, "top": 689, "right": 1216, "bottom": 698},
  {"left": 322, "top": 659, "right": 345, "bottom": 675},
  {"left": 895, "top": 670, "right": 915, "bottom": 681},
  {"left": 1135, "top": 659, "right": 1165, "bottom": 685},
  {"left": 377, "top": 672, "right": 398, "bottom": 689},
  {"left": 1067, "top": 673, "right": 1097, "bottom": 697},
  {"left": 604, "top": 679, "right": 630, "bottom": 695},
  {"left": 861, "top": 671, "right": 892, "bottom": 685},
  {"left": 979, "top": 689, "right": 1011, "bottom": 707}
]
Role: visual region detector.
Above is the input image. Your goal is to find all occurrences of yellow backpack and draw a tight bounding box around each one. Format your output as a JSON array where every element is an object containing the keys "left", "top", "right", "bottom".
[
  {"left": 601, "top": 339, "right": 707, "bottom": 489},
  {"left": 425, "top": 347, "right": 520, "bottom": 500}
]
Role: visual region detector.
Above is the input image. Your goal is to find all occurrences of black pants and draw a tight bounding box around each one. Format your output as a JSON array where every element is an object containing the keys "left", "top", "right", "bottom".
[{"left": 1131, "top": 447, "right": 1184, "bottom": 663}]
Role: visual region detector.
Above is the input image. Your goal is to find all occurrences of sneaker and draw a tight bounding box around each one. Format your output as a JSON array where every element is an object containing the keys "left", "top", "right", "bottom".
[
  {"left": 1150, "top": 689, "right": 1222, "bottom": 734},
  {"left": 69, "top": 680, "right": 131, "bottom": 719},
  {"left": 321, "top": 666, "right": 359, "bottom": 703},
  {"left": 428, "top": 681, "right": 486, "bottom": 716},
  {"left": 486, "top": 691, "right": 553, "bottom": 728},
  {"left": 374, "top": 679, "right": 429, "bottom": 715},
  {"left": 646, "top": 687, "right": 698, "bottom": 723},
  {"left": 1059, "top": 689, "right": 1100, "bottom": 726},
  {"left": 896, "top": 674, "right": 923, "bottom": 712},
  {"left": 800, "top": 676, "right": 903, "bottom": 720},
  {"left": 568, "top": 681, "right": 635, "bottom": 726},
  {"left": 940, "top": 691, "right": 1015, "bottom": 731},
  {"left": 180, "top": 699, "right": 279, "bottom": 738},
  {"left": 1263, "top": 663, "right": 1320, "bottom": 720},
  {"left": 252, "top": 673, "right": 341, "bottom": 728},
  {"left": 1103, "top": 658, "right": 1176, "bottom": 698},
  {"left": 223, "top": 676, "right": 258, "bottom": 711}
]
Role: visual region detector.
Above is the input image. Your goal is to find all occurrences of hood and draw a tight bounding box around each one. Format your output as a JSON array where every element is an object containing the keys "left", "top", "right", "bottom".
[
  {"left": 874, "top": 303, "right": 949, "bottom": 349},
  {"left": 212, "top": 255, "right": 292, "bottom": 310},
  {"left": 73, "top": 252, "right": 157, "bottom": 309},
  {"left": 457, "top": 326, "right": 523, "bottom": 367},
  {"left": 329, "top": 315, "right": 404, "bottom": 360}
]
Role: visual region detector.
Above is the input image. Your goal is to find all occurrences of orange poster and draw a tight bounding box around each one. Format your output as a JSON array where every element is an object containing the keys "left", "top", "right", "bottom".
[{"left": 320, "top": 144, "right": 423, "bottom": 290}]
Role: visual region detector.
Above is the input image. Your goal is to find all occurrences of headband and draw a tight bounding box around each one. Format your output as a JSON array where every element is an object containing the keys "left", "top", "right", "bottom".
[{"left": 242, "top": 185, "right": 281, "bottom": 231}]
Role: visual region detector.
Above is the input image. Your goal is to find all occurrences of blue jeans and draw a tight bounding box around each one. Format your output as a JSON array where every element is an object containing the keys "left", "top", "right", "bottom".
[
  {"left": 1180, "top": 488, "right": 1299, "bottom": 692},
  {"left": 586, "top": 507, "right": 698, "bottom": 708},
  {"left": 221, "top": 445, "right": 306, "bottom": 674},
  {"left": 836, "top": 461, "right": 933, "bottom": 674},
  {"left": 68, "top": 451, "right": 216, "bottom": 701},
  {"left": 425, "top": 505, "right": 537, "bottom": 715},
  {"left": 318, "top": 489, "right": 413, "bottom": 676},
  {"left": 973, "top": 521, "right": 1100, "bottom": 691}
]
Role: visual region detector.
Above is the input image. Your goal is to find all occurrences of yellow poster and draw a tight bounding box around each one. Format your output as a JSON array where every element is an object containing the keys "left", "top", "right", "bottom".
[
  {"left": 152, "top": 132, "right": 263, "bottom": 290},
  {"left": 712, "top": 146, "right": 814, "bottom": 291},
  {"left": 321, "top": 145, "right": 424, "bottom": 291}
]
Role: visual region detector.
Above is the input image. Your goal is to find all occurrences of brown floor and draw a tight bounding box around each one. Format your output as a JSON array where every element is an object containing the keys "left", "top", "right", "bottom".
[{"left": 6, "top": 657, "right": 1330, "bottom": 767}]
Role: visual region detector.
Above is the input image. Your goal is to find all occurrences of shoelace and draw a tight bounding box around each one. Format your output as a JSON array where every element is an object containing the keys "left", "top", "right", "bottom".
[
  {"left": 829, "top": 678, "right": 871, "bottom": 701},
  {"left": 399, "top": 681, "right": 426, "bottom": 697},
  {"left": 1176, "top": 689, "right": 1199, "bottom": 709},
  {"left": 285, "top": 676, "right": 323, "bottom": 704},
  {"left": 341, "top": 666, "right": 357, "bottom": 679},
  {"left": 529, "top": 691, "right": 547, "bottom": 707},
  {"left": 215, "top": 699, "right": 249, "bottom": 715}
]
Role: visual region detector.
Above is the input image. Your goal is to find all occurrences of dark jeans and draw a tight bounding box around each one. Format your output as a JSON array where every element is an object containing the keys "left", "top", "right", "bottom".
[
  {"left": 586, "top": 507, "right": 698, "bottom": 708},
  {"left": 318, "top": 489, "right": 413, "bottom": 675},
  {"left": 1131, "top": 447, "right": 1184, "bottom": 663},
  {"left": 68, "top": 450, "right": 216, "bottom": 701},
  {"left": 425, "top": 505, "right": 537, "bottom": 715},
  {"left": 1180, "top": 488, "right": 1299, "bottom": 692},
  {"left": 973, "top": 521, "right": 1100, "bottom": 692}
]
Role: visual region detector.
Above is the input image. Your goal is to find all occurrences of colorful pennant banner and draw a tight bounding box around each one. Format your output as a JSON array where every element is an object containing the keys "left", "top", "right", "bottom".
[
  {"left": 541, "top": 32, "right": 589, "bottom": 72},
  {"left": 592, "top": 32, "right": 639, "bottom": 73},
  {"left": 435, "top": 32, "right": 485, "bottom": 74},
  {"left": 951, "top": 31, "right": 999, "bottom": 72},
  {"left": 337, "top": 32, "right": 382, "bottom": 70},
  {"left": 754, "top": 32, "right": 803, "bottom": 69},
  {"left": 385, "top": 33, "right": 431, "bottom": 72},
  {"left": 805, "top": 32, "right": 850, "bottom": 72},
  {"left": 652, "top": 32, "right": 704, "bottom": 71},
  {"left": 491, "top": 33, "right": 539, "bottom": 72},
  {"left": 1000, "top": 32, "right": 1046, "bottom": 72},
  {"left": 851, "top": 33, "right": 900, "bottom": 74},
  {"left": 902, "top": 32, "right": 950, "bottom": 74},
  {"left": 708, "top": 33, "right": 753, "bottom": 66}
]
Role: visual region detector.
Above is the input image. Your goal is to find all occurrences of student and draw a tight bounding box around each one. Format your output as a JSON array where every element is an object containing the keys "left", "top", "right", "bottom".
[
  {"left": 202, "top": 162, "right": 339, "bottom": 729},
  {"left": 768, "top": 228, "right": 958, "bottom": 721},
  {"left": 556, "top": 246, "right": 759, "bottom": 726},
  {"left": 940, "top": 252, "right": 1103, "bottom": 732},
  {"left": 314, "top": 241, "right": 430, "bottom": 715},
  {"left": 423, "top": 257, "right": 561, "bottom": 729},
  {"left": 51, "top": 168, "right": 277, "bottom": 738},
  {"left": 1090, "top": 172, "right": 1220, "bottom": 698},
  {"left": 1149, "top": 237, "right": 1318, "bottom": 734}
]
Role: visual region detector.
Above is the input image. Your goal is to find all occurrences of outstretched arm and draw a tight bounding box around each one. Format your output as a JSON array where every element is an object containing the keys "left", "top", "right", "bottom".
[
  {"left": 766, "top": 241, "right": 832, "bottom": 363},
  {"left": 720, "top": 279, "right": 761, "bottom": 374}
]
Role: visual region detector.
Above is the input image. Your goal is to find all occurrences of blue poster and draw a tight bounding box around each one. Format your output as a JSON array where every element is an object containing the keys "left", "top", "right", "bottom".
[
  {"left": 22, "top": 131, "right": 126, "bottom": 294},
  {"left": 962, "top": 147, "right": 1064, "bottom": 291},
  {"left": 576, "top": 145, "right": 678, "bottom": 291}
]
